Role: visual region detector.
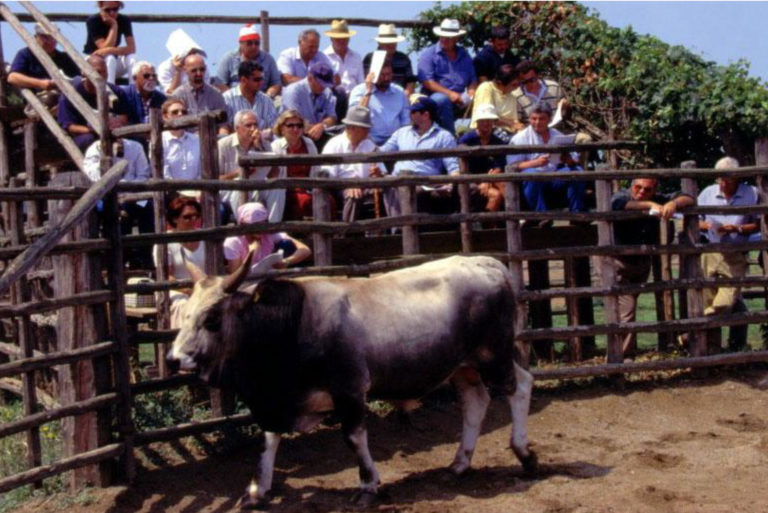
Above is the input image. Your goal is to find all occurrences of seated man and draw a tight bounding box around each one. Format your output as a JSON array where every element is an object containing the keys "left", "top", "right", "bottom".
[
  {"left": 417, "top": 18, "right": 477, "bottom": 135},
  {"left": 506, "top": 103, "right": 585, "bottom": 220},
  {"left": 348, "top": 61, "right": 410, "bottom": 145},
  {"left": 698, "top": 156, "right": 759, "bottom": 350},
  {"left": 612, "top": 177, "right": 694, "bottom": 359},
  {"left": 458, "top": 104, "right": 507, "bottom": 213},
  {"left": 218, "top": 109, "right": 284, "bottom": 223},
  {"left": 280, "top": 62, "right": 338, "bottom": 145},
  {"left": 222, "top": 61, "right": 278, "bottom": 134},
  {"left": 473, "top": 26, "right": 519, "bottom": 83},
  {"left": 161, "top": 98, "right": 200, "bottom": 180},
  {"left": 320, "top": 106, "right": 384, "bottom": 222},
  {"left": 512, "top": 60, "right": 566, "bottom": 125},
  {"left": 216, "top": 24, "right": 281, "bottom": 98},
  {"left": 380, "top": 96, "right": 459, "bottom": 216},
  {"left": 121, "top": 61, "right": 166, "bottom": 124},
  {"left": 57, "top": 54, "right": 130, "bottom": 150},
  {"left": 277, "top": 28, "right": 333, "bottom": 86},
  {"left": 83, "top": 1, "right": 136, "bottom": 84},
  {"left": 363, "top": 24, "right": 417, "bottom": 96},
  {"left": 470, "top": 64, "right": 523, "bottom": 142},
  {"left": 170, "top": 52, "right": 227, "bottom": 122},
  {"left": 158, "top": 47, "right": 210, "bottom": 94}
]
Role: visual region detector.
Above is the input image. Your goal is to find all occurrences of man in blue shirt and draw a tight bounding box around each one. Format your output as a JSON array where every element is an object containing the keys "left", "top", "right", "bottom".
[
  {"left": 417, "top": 19, "right": 477, "bottom": 135},
  {"left": 380, "top": 96, "right": 459, "bottom": 217},
  {"left": 121, "top": 61, "right": 166, "bottom": 124},
  {"left": 216, "top": 24, "right": 281, "bottom": 99},
  {"left": 281, "top": 62, "right": 338, "bottom": 144},
  {"left": 348, "top": 61, "right": 409, "bottom": 145},
  {"left": 473, "top": 26, "right": 520, "bottom": 83},
  {"left": 8, "top": 23, "right": 80, "bottom": 93}
]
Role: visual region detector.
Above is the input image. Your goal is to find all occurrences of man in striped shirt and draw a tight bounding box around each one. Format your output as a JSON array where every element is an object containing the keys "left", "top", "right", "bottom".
[{"left": 222, "top": 61, "right": 278, "bottom": 137}]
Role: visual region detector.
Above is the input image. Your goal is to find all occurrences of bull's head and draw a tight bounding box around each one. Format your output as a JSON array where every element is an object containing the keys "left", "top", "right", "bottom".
[{"left": 165, "top": 252, "right": 254, "bottom": 383}]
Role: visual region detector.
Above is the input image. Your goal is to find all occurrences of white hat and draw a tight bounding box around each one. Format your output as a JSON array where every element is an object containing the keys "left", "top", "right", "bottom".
[
  {"left": 474, "top": 104, "right": 499, "bottom": 121},
  {"left": 238, "top": 24, "right": 260, "bottom": 43},
  {"left": 374, "top": 24, "right": 406, "bottom": 44},
  {"left": 433, "top": 19, "right": 467, "bottom": 38}
]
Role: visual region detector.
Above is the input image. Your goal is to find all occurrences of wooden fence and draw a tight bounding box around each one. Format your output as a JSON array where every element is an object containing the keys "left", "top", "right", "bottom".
[{"left": 2, "top": 3, "right": 768, "bottom": 502}]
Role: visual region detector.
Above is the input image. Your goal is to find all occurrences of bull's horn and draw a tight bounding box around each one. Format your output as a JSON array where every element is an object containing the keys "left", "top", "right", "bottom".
[
  {"left": 222, "top": 250, "right": 254, "bottom": 293},
  {"left": 184, "top": 256, "right": 207, "bottom": 283}
]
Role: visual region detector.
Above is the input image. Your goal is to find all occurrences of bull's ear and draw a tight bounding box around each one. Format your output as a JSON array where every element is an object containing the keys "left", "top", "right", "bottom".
[
  {"left": 185, "top": 257, "right": 207, "bottom": 283},
  {"left": 222, "top": 250, "right": 253, "bottom": 293}
]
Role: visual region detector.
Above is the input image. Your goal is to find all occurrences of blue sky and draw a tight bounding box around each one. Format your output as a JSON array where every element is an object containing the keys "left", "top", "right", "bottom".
[{"left": 2, "top": 2, "right": 767, "bottom": 82}]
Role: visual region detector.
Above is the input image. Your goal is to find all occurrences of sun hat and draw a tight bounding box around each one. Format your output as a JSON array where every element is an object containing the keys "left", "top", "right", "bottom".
[
  {"left": 409, "top": 95, "right": 437, "bottom": 116},
  {"left": 342, "top": 105, "right": 372, "bottom": 128},
  {"left": 474, "top": 104, "right": 499, "bottom": 121},
  {"left": 238, "top": 24, "right": 261, "bottom": 43},
  {"left": 325, "top": 19, "right": 356, "bottom": 38},
  {"left": 374, "top": 24, "right": 406, "bottom": 44},
  {"left": 237, "top": 202, "right": 268, "bottom": 224},
  {"left": 309, "top": 62, "right": 334, "bottom": 89},
  {"left": 433, "top": 19, "right": 467, "bottom": 38},
  {"left": 34, "top": 23, "right": 52, "bottom": 37}
]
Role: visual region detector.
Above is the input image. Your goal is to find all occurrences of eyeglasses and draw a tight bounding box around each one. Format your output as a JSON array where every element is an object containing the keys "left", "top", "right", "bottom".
[
  {"left": 241, "top": 122, "right": 258, "bottom": 128},
  {"left": 142, "top": 73, "right": 157, "bottom": 80},
  {"left": 284, "top": 123, "right": 303, "bottom": 129},
  {"left": 241, "top": 40, "right": 260, "bottom": 46},
  {"left": 250, "top": 75, "right": 264, "bottom": 82},
  {"left": 167, "top": 108, "right": 188, "bottom": 116},
  {"left": 103, "top": 7, "right": 119, "bottom": 13}
]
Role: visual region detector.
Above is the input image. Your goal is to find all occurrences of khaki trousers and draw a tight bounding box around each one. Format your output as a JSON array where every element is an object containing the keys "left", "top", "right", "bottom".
[
  {"left": 701, "top": 252, "right": 748, "bottom": 315},
  {"left": 614, "top": 257, "right": 652, "bottom": 358}
]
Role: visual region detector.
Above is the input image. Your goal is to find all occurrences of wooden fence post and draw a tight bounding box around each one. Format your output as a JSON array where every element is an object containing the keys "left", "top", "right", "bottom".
[
  {"left": 0, "top": 22, "right": 10, "bottom": 235},
  {"left": 754, "top": 139, "right": 768, "bottom": 348},
  {"left": 49, "top": 172, "right": 112, "bottom": 488},
  {"left": 23, "top": 121, "right": 41, "bottom": 228},
  {"left": 457, "top": 157, "right": 473, "bottom": 253},
  {"left": 504, "top": 178, "right": 530, "bottom": 367},
  {"left": 312, "top": 170, "right": 333, "bottom": 266},
  {"left": 398, "top": 171, "right": 419, "bottom": 255},
  {"left": 260, "top": 10, "right": 270, "bottom": 54}
]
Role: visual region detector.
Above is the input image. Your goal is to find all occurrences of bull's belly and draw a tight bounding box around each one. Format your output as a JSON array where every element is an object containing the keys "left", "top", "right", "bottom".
[{"left": 366, "top": 350, "right": 470, "bottom": 400}]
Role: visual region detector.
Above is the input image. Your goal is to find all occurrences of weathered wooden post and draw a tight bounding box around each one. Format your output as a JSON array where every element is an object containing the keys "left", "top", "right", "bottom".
[
  {"left": 504, "top": 173, "right": 530, "bottom": 367},
  {"left": 594, "top": 164, "right": 621, "bottom": 364},
  {"left": 0, "top": 22, "right": 10, "bottom": 234},
  {"left": 754, "top": 139, "right": 768, "bottom": 345},
  {"left": 457, "top": 157, "right": 473, "bottom": 252},
  {"left": 312, "top": 170, "right": 333, "bottom": 266},
  {"left": 398, "top": 171, "right": 420, "bottom": 255},
  {"left": 260, "top": 10, "right": 270, "bottom": 54},
  {"left": 49, "top": 172, "right": 112, "bottom": 488},
  {"left": 23, "top": 121, "right": 41, "bottom": 228}
]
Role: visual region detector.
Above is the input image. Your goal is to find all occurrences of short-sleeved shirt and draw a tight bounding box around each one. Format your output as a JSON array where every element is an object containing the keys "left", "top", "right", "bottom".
[
  {"left": 222, "top": 86, "right": 278, "bottom": 129},
  {"left": 506, "top": 125, "right": 577, "bottom": 171},
  {"left": 323, "top": 46, "right": 364, "bottom": 93},
  {"left": 417, "top": 42, "right": 476, "bottom": 93},
  {"left": 276, "top": 46, "right": 332, "bottom": 80},
  {"left": 348, "top": 82, "right": 410, "bottom": 145},
  {"left": 457, "top": 130, "right": 506, "bottom": 174},
  {"left": 223, "top": 233, "right": 288, "bottom": 270},
  {"left": 170, "top": 83, "right": 227, "bottom": 117},
  {"left": 513, "top": 78, "right": 564, "bottom": 123},
  {"left": 320, "top": 133, "right": 382, "bottom": 179},
  {"left": 472, "top": 45, "right": 519, "bottom": 81},
  {"left": 83, "top": 13, "right": 133, "bottom": 54},
  {"left": 470, "top": 80, "right": 519, "bottom": 129},
  {"left": 611, "top": 189, "right": 689, "bottom": 247},
  {"left": 216, "top": 49, "right": 281, "bottom": 91},
  {"left": 363, "top": 50, "right": 416, "bottom": 89},
  {"left": 10, "top": 47, "right": 80, "bottom": 84},
  {"left": 57, "top": 77, "right": 130, "bottom": 130},
  {"left": 698, "top": 182, "right": 759, "bottom": 244},
  {"left": 380, "top": 123, "right": 459, "bottom": 176},
  {"left": 280, "top": 78, "right": 336, "bottom": 124}
]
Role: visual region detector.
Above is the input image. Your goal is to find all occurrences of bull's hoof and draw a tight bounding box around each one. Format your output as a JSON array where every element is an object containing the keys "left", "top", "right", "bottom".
[
  {"left": 351, "top": 490, "right": 378, "bottom": 508},
  {"left": 237, "top": 491, "right": 271, "bottom": 510},
  {"left": 520, "top": 450, "right": 539, "bottom": 477},
  {"left": 448, "top": 460, "right": 471, "bottom": 476}
]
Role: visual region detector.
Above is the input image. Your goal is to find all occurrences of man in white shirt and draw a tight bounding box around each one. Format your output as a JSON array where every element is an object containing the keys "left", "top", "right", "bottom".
[
  {"left": 323, "top": 20, "right": 364, "bottom": 121},
  {"left": 277, "top": 28, "right": 333, "bottom": 86},
  {"left": 160, "top": 98, "right": 201, "bottom": 180},
  {"left": 321, "top": 105, "right": 383, "bottom": 221}
]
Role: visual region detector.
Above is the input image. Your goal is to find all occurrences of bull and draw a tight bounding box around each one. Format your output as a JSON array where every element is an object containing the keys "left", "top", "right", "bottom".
[{"left": 166, "top": 254, "right": 537, "bottom": 508}]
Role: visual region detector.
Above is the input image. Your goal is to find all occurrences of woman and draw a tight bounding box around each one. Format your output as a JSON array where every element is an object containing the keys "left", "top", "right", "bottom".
[
  {"left": 153, "top": 196, "right": 205, "bottom": 328},
  {"left": 271, "top": 110, "right": 320, "bottom": 220},
  {"left": 84, "top": 1, "right": 136, "bottom": 84},
  {"left": 224, "top": 202, "right": 311, "bottom": 273}
]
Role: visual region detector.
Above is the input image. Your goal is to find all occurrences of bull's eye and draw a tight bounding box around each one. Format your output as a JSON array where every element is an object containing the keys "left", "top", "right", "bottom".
[{"left": 203, "top": 310, "right": 221, "bottom": 332}]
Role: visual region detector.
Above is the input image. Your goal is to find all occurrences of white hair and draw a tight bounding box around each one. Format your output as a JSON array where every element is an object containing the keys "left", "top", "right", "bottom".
[
  {"left": 131, "top": 60, "right": 154, "bottom": 78},
  {"left": 234, "top": 109, "right": 258, "bottom": 127},
  {"left": 714, "top": 156, "right": 740, "bottom": 170}
]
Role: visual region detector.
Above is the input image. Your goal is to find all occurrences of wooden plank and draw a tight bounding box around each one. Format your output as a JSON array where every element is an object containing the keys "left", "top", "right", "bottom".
[
  {"left": 594, "top": 169, "right": 622, "bottom": 363},
  {"left": 0, "top": 22, "right": 10, "bottom": 235},
  {"left": 135, "top": 412, "right": 253, "bottom": 446},
  {"left": 199, "top": 113, "right": 222, "bottom": 275},
  {"left": 260, "top": 10, "right": 270, "bottom": 54},
  {"left": 112, "top": 109, "right": 227, "bottom": 138},
  {"left": 312, "top": 172, "right": 333, "bottom": 266},
  {"left": 754, "top": 139, "right": 768, "bottom": 335},
  {"left": 504, "top": 181, "right": 529, "bottom": 367},
  {"left": 23, "top": 121, "right": 40, "bottom": 228},
  {"left": 680, "top": 170, "right": 709, "bottom": 356},
  {"left": 398, "top": 173, "right": 419, "bottom": 255},
  {"left": 457, "top": 157, "right": 472, "bottom": 253}
]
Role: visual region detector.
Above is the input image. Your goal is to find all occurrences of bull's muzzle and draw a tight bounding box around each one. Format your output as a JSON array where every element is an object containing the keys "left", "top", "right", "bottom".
[{"left": 165, "top": 351, "right": 181, "bottom": 374}]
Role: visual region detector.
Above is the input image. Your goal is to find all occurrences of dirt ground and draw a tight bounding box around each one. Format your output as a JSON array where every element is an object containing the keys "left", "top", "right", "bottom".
[{"left": 12, "top": 367, "right": 768, "bottom": 513}]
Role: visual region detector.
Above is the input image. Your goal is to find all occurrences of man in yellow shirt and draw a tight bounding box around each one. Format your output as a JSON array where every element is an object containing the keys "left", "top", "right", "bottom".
[{"left": 470, "top": 64, "right": 522, "bottom": 142}]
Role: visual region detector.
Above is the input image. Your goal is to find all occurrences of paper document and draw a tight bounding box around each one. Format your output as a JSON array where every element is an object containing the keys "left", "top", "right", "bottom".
[
  {"left": 370, "top": 50, "right": 387, "bottom": 83},
  {"left": 548, "top": 99, "right": 564, "bottom": 127},
  {"left": 548, "top": 134, "right": 576, "bottom": 166},
  {"left": 166, "top": 29, "right": 205, "bottom": 59}
]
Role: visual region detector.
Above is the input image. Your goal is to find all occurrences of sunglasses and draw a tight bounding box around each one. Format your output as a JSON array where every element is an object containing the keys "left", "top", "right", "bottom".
[
  {"left": 251, "top": 75, "right": 264, "bottom": 82},
  {"left": 142, "top": 73, "right": 157, "bottom": 80},
  {"left": 103, "top": 7, "right": 119, "bottom": 13},
  {"left": 284, "top": 123, "right": 303, "bottom": 129},
  {"left": 168, "top": 109, "right": 188, "bottom": 116},
  {"left": 242, "top": 40, "right": 260, "bottom": 46}
]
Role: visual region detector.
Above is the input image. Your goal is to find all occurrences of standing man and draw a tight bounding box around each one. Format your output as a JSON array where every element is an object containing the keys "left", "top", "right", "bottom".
[
  {"left": 473, "top": 26, "right": 519, "bottom": 83},
  {"left": 218, "top": 110, "right": 284, "bottom": 222},
  {"left": 280, "top": 62, "right": 338, "bottom": 144},
  {"left": 323, "top": 20, "right": 364, "bottom": 120},
  {"left": 380, "top": 96, "right": 459, "bottom": 216},
  {"left": 216, "top": 24, "right": 281, "bottom": 99},
  {"left": 611, "top": 177, "right": 694, "bottom": 359},
  {"left": 222, "top": 61, "right": 278, "bottom": 134},
  {"left": 417, "top": 18, "right": 477, "bottom": 135},
  {"left": 170, "top": 53, "right": 227, "bottom": 123},
  {"left": 8, "top": 23, "right": 79, "bottom": 94},
  {"left": 277, "top": 29, "right": 333, "bottom": 86},
  {"left": 348, "top": 61, "right": 410, "bottom": 145},
  {"left": 320, "top": 106, "right": 384, "bottom": 222},
  {"left": 363, "top": 24, "right": 417, "bottom": 96},
  {"left": 83, "top": 1, "right": 136, "bottom": 84},
  {"left": 121, "top": 61, "right": 166, "bottom": 124},
  {"left": 698, "top": 157, "right": 759, "bottom": 349}
]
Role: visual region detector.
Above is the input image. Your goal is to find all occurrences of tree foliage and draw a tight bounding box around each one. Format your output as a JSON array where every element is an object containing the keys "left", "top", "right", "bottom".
[{"left": 409, "top": 1, "right": 768, "bottom": 167}]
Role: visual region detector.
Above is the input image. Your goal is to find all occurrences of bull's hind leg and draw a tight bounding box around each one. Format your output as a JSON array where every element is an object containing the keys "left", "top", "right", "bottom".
[
  {"left": 449, "top": 367, "right": 491, "bottom": 475},
  {"left": 508, "top": 361, "right": 537, "bottom": 474}
]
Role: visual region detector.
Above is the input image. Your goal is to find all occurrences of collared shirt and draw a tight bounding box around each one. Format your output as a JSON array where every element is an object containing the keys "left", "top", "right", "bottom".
[
  {"left": 120, "top": 84, "right": 166, "bottom": 124},
  {"left": 320, "top": 132, "right": 382, "bottom": 179},
  {"left": 506, "top": 125, "right": 577, "bottom": 171},
  {"left": 215, "top": 49, "right": 281, "bottom": 91},
  {"left": 58, "top": 77, "right": 130, "bottom": 130},
  {"left": 83, "top": 138, "right": 150, "bottom": 183},
  {"left": 417, "top": 42, "right": 476, "bottom": 93},
  {"left": 162, "top": 131, "right": 201, "bottom": 180},
  {"left": 363, "top": 50, "right": 416, "bottom": 89},
  {"left": 457, "top": 130, "right": 506, "bottom": 174},
  {"left": 612, "top": 189, "right": 690, "bottom": 248},
  {"left": 380, "top": 123, "right": 459, "bottom": 176},
  {"left": 170, "top": 82, "right": 227, "bottom": 117},
  {"left": 222, "top": 86, "right": 278, "bottom": 129},
  {"left": 472, "top": 45, "right": 519, "bottom": 80},
  {"left": 348, "top": 82, "right": 410, "bottom": 145},
  {"left": 217, "top": 133, "right": 279, "bottom": 217},
  {"left": 276, "top": 46, "right": 332, "bottom": 80},
  {"left": 470, "top": 80, "right": 519, "bottom": 129},
  {"left": 323, "top": 46, "right": 364, "bottom": 93},
  {"left": 513, "top": 78, "right": 564, "bottom": 123},
  {"left": 10, "top": 47, "right": 79, "bottom": 84},
  {"left": 698, "top": 182, "right": 759, "bottom": 244},
  {"left": 280, "top": 78, "right": 336, "bottom": 123}
]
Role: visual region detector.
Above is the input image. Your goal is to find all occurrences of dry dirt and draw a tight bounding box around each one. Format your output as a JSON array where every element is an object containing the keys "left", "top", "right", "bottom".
[{"left": 13, "top": 368, "right": 768, "bottom": 513}]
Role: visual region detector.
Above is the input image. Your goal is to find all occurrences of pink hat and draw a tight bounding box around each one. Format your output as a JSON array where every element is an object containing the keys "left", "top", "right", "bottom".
[
  {"left": 237, "top": 202, "right": 268, "bottom": 224},
  {"left": 238, "top": 24, "right": 261, "bottom": 43}
]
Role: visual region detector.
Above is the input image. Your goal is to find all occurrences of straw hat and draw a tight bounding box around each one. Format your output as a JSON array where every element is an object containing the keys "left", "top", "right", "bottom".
[
  {"left": 374, "top": 24, "right": 406, "bottom": 44},
  {"left": 433, "top": 19, "right": 467, "bottom": 38},
  {"left": 325, "top": 20, "right": 356, "bottom": 38}
]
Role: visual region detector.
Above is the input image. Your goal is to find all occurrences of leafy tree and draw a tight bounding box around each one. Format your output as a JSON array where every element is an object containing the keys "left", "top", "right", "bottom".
[{"left": 409, "top": 1, "right": 768, "bottom": 167}]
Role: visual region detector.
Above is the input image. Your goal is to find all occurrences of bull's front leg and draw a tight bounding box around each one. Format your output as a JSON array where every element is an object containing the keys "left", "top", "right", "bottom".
[
  {"left": 239, "top": 431, "right": 281, "bottom": 510},
  {"left": 337, "top": 394, "right": 381, "bottom": 504}
]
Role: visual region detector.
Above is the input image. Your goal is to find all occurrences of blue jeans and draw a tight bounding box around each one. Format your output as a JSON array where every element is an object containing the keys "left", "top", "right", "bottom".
[
  {"left": 522, "top": 166, "right": 586, "bottom": 212},
  {"left": 429, "top": 92, "right": 457, "bottom": 135}
]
